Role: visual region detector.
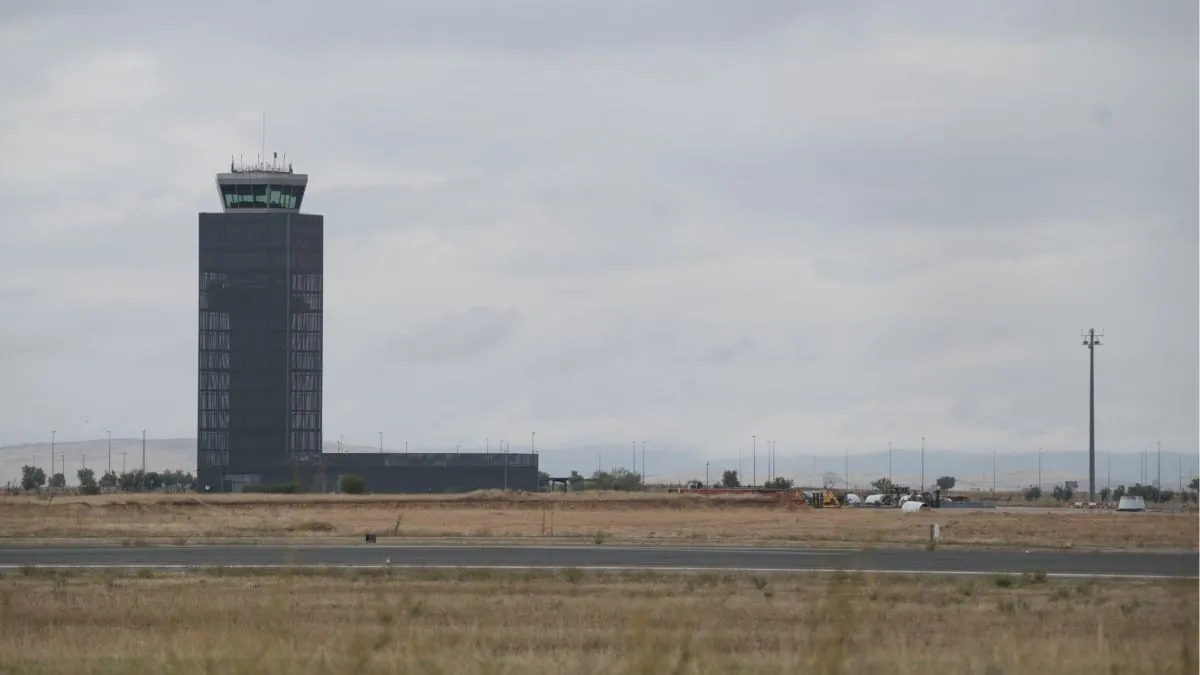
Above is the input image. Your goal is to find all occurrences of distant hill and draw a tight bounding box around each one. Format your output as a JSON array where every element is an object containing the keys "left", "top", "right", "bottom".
[{"left": 1, "top": 438, "right": 1193, "bottom": 493}]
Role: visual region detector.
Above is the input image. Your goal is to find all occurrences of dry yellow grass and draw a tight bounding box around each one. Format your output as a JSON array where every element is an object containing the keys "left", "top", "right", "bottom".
[
  {"left": 1, "top": 491, "right": 1196, "bottom": 549},
  {"left": 0, "top": 568, "right": 1194, "bottom": 674}
]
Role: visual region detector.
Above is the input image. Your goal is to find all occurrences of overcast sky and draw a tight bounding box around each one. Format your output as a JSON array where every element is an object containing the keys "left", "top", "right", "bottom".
[{"left": 0, "top": 1, "right": 1195, "bottom": 457}]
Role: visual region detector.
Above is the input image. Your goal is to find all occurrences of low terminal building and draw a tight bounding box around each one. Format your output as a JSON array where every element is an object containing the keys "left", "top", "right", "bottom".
[{"left": 206, "top": 452, "right": 540, "bottom": 494}]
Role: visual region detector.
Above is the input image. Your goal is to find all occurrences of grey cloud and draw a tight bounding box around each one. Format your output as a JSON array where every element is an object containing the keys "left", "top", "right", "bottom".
[
  {"left": 392, "top": 306, "right": 522, "bottom": 361},
  {"left": 709, "top": 337, "right": 754, "bottom": 365}
]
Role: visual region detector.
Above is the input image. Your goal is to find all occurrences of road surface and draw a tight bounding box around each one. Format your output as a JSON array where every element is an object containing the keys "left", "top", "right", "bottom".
[{"left": 0, "top": 544, "right": 1194, "bottom": 578}]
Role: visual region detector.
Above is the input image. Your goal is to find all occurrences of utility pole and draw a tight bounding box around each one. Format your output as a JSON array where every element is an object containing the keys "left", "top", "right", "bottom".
[
  {"left": 992, "top": 450, "right": 996, "bottom": 493},
  {"left": 706, "top": 462, "right": 710, "bottom": 486},
  {"left": 1081, "top": 328, "right": 1102, "bottom": 502},
  {"left": 1157, "top": 440, "right": 1162, "bottom": 502},
  {"left": 532, "top": 431, "right": 536, "bottom": 454},
  {"left": 140, "top": 429, "right": 147, "bottom": 491},
  {"left": 1038, "top": 448, "right": 1042, "bottom": 491},
  {"left": 641, "top": 441, "right": 645, "bottom": 481},
  {"left": 379, "top": 431, "right": 383, "bottom": 453},
  {"left": 844, "top": 448, "right": 849, "bottom": 491},
  {"left": 105, "top": 429, "right": 112, "bottom": 475},
  {"left": 121, "top": 452, "right": 126, "bottom": 474},
  {"left": 920, "top": 436, "right": 925, "bottom": 493},
  {"left": 632, "top": 441, "right": 636, "bottom": 474},
  {"left": 752, "top": 435, "right": 756, "bottom": 487},
  {"left": 1107, "top": 451, "right": 1111, "bottom": 491},
  {"left": 888, "top": 441, "right": 892, "bottom": 486},
  {"left": 50, "top": 430, "right": 56, "bottom": 478}
]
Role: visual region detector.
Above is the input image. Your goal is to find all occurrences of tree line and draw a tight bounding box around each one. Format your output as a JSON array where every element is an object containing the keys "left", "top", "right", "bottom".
[{"left": 15, "top": 466, "right": 195, "bottom": 495}]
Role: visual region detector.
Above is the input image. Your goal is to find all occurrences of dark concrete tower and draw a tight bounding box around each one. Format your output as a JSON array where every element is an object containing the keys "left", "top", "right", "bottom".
[{"left": 197, "top": 154, "right": 322, "bottom": 492}]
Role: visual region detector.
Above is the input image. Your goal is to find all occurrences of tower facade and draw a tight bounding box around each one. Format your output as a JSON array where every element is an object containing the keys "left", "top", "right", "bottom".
[{"left": 197, "top": 156, "right": 322, "bottom": 492}]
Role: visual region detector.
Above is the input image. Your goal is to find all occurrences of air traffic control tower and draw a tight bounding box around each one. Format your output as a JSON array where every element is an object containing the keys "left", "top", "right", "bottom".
[{"left": 197, "top": 155, "right": 322, "bottom": 492}]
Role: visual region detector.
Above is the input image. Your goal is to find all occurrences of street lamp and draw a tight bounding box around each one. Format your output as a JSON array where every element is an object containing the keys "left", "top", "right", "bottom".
[{"left": 1081, "top": 329, "right": 1103, "bottom": 502}]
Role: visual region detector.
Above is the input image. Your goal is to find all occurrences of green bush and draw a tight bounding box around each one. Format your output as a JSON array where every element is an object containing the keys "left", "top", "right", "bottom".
[{"left": 339, "top": 474, "right": 366, "bottom": 495}]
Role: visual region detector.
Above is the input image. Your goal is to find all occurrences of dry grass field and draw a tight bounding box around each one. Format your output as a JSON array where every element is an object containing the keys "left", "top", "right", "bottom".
[
  {"left": 0, "top": 567, "right": 1194, "bottom": 674},
  {"left": 1, "top": 491, "right": 1196, "bottom": 549}
]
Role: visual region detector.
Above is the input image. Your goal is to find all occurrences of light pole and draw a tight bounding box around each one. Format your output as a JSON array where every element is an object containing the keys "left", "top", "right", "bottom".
[
  {"left": 503, "top": 439, "right": 509, "bottom": 491},
  {"left": 379, "top": 431, "right": 383, "bottom": 453},
  {"left": 104, "top": 429, "right": 112, "bottom": 475},
  {"left": 51, "top": 430, "right": 56, "bottom": 478},
  {"left": 706, "top": 462, "right": 710, "bottom": 486},
  {"left": 1081, "top": 328, "right": 1102, "bottom": 502},
  {"left": 532, "top": 431, "right": 536, "bottom": 454},
  {"left": 992, "top": 450, "right": 996, "bottom": 493},
  {"left": 405, "top": 440, "right": 408, "bottom": 454},
  {"left": 920, "top": 436, "right": 925, "bottom": 493},
  {"left": 641, "top": 441, "right": 646, "bottom": 480},
  {"left": 141, "top": 429, "right": 147, "bottom": 491},
  {"left": 888, "top": 441, "right": 892, "bottom": 486},
  {"left": 1038, "top": 448, "right": 1042, "bottom": 491},
  {"left": 752, "top": 435, "right": 756, "bottom": 487},
  {"left": 1157, "top": 440, "right": 1162, "bottom": 502}
]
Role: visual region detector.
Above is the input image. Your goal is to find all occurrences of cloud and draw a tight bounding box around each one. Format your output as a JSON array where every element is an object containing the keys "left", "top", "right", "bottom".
[
  {"left": 392, "top": 306, "right": 522, "bottom": 361},
  {"left": 0, "top": 1, "right": 1194, "bottom": 466}
]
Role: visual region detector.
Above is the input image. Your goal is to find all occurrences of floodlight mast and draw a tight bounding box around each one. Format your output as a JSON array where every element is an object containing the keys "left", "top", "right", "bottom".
[{"left": 1081, "top": 329, "right": 1103, "bottom": 502}]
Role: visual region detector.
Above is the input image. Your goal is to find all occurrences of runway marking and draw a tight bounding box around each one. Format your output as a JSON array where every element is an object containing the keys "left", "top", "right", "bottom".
[{"left": 0, "top": 563, "right": 1192, "bottom": 580}]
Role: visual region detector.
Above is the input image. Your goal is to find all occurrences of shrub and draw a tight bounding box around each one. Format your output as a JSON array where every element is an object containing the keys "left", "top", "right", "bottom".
[{"left": 339, "top": 474, "right": 366, "bottom": 495}]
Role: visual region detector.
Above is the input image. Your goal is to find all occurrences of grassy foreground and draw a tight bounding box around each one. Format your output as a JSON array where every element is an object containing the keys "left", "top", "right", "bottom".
[
  {"left": 1, "top": 491, "right": 1196, "bottom": 549},
  {"left": 0, "top": 568, "right": 1194, "bottom": 674}
]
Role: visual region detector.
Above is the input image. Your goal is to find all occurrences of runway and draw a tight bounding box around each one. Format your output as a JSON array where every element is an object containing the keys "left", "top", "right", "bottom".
[{"left": 0, "top": 544, "right": 1194, "bottom": 578}]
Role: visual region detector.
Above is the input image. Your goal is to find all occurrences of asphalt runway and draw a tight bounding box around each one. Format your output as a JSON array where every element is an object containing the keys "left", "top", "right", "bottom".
[{"left": 0, "top": 544, "right": 1194, "bottom": 578}]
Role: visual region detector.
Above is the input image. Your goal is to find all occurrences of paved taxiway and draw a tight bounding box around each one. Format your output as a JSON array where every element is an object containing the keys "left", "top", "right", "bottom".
[{"left": 0, "top": 544, "right": 1194, "bottom": 578}]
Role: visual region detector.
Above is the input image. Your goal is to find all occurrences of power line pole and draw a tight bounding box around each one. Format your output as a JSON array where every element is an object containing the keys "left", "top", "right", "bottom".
[
  {"left": 1081, "top": 328, "right": 1102, "bottom": 502},
  {"left": 920, "top": 436, "right": 925, "bottom": 493}
]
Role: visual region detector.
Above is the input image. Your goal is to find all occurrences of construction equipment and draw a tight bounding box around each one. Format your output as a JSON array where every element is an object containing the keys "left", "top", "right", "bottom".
[{"left": 803, "top": 488, "right": 842, "bottom": 508}]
